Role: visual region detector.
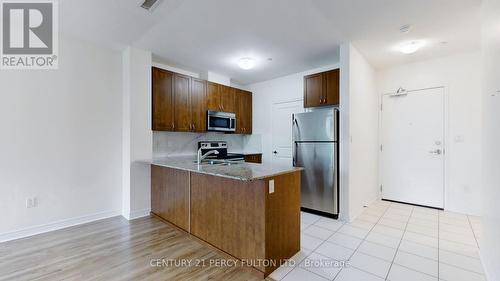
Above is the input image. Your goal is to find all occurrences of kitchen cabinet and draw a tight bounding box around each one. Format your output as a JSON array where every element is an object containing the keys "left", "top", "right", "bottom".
[
  {"left": 206, "top": 82, "right": 221, "bottom": 112},
  {"left": 235, "top": 89, "right": 252, "bottom": 134},
  {"left": 151, "top": 160, "right": 302, "bottom": 277},
  {"left": 152, "top": 67, "right": 174, "bottom": 131},
  {"left": 304, "top": 69, "right": 339, "bottom": 108},
  {"left": 244, "top": 154, "right": 262, "bottom": 163},
  {"left": 190, "top": 78, "right": 207, "bottom": 132},
  {"left": 220, "top": 85, "right": 236, "bottom": 113},
  {"left": 324, "top": 69, "right": 340, "bottom": 106},
  {"left": 207, "top": 82, "right": 236, "bottom": 113},
  {"left": 151, "top": 165, "right": 190, "bottom": 231},
  {"left": 152, "top": 67, "right": 252, "bottom": 133},
  {"left": 173, "top": 73, "right": 192, "bottom": 132}
]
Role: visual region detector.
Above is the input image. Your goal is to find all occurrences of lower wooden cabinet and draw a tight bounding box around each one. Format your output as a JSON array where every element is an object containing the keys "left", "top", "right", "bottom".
[
  {"left": 151, "top": 165, "right": 190, "bottom": 231},
  {"left": 151, "top": 165, "right": 301, "bottom": 277},
  {"left": 244, "top": 154, "right": 262, "bottom": 163}
]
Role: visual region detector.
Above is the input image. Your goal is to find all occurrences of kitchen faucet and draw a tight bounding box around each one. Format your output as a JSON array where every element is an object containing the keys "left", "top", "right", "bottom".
[{"left": 197, "top": 148, "right": 219, "bottom": 165}]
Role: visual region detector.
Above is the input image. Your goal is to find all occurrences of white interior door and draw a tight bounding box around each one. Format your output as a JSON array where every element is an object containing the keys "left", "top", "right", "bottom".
[
  {"left": 381, "top": 87, "right": 445, "bottom": 208},
  {"left": 271, "top": 100, "right": 303, "bottom": 166}
]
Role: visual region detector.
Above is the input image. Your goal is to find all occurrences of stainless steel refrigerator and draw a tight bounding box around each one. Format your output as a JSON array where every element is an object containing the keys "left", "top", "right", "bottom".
[{"left": 292, "top": 109, "right": 339, "bottom": 218}]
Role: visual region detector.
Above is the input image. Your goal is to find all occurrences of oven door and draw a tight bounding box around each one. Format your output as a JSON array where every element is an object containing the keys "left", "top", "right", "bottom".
[{"left": 207, "top": 111, "right": 236, "bottom": 132}]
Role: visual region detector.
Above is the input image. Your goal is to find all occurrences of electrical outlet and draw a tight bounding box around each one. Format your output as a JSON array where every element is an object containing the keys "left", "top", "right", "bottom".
[
  {"left": 269, "top": 180, "right": 275, "bottom": 194},
  {"left": 26, "top": 198, "right": 33, "bottom": 208},
  {"left": 25, "top": 197, "right": 38, "bottom": 208}
]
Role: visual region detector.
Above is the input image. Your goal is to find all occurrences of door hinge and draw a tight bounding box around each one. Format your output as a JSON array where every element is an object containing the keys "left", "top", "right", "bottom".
[
  {"left": 380, "top": 104, "right": 383, "bottom": 111},
  {"left": 380, "top": 144, "right": 383, "bottom": 152},
  {"left": 380, "top": 184, "right": 383, "bottom": 191}
]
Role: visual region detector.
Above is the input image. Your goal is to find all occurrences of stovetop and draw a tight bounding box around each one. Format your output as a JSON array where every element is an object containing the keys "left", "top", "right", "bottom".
[{"left": 198, "top": 141, "right": 244, "bottom": 161}]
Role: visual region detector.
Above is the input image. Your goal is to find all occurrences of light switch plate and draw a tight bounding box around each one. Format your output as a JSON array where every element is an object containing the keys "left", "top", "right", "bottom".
[{"left": 269, "top": 180, "right": 275, "bottom": 194}]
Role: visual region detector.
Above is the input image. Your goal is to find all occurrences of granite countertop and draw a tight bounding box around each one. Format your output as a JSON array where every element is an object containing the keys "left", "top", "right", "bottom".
[
  {"left": 149, "top": 156, "right": 302, "bottom": 181},
  {"left": 228, "top": 151, "right": 263, "bottom": 155}
]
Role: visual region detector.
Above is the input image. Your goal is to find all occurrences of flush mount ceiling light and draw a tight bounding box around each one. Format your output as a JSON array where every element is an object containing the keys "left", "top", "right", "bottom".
[
  {"left": 238, "top": 57, "right": 256, "bottom": 70},
  {"left": 398, "top": 40, "right": 424, "bottom": 54}
]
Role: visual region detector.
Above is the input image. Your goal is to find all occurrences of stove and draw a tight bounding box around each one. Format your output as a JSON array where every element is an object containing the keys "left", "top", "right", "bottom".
[{"left": 198, "top": 141, "right": 244, "bottom": 161}]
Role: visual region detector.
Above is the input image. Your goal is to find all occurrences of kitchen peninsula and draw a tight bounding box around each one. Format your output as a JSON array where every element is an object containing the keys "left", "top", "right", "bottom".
[{"left": 150, "top": 157, "right": 302, "bottom": 277}]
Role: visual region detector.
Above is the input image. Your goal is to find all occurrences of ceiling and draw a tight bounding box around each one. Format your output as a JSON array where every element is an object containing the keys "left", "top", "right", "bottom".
[{"left": 60, "top": 0, "right": 481, "bottom": 85}]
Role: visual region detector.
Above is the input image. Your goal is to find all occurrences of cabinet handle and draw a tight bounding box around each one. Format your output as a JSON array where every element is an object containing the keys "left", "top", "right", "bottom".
[
  {"left": 319, "top": 98, "right": 323, "bottom": 104},
  {"left": 192, "top": 124, "right": 195, "bottom": 131},
  {"left": 172, "top": 122, "right": 175, "bottom": 129}
]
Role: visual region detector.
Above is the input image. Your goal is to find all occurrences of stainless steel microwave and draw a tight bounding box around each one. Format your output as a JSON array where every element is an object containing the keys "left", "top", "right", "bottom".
[{"left": 207, "top": 111, "right": 236, "bottom": 132}]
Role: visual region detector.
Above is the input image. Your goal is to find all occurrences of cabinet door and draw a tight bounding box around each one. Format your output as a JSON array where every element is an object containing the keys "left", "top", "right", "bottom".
[
  {"left": 151, "top": 165, "right": 190, "bottom": 231},
  {"left": 191, "top": 78, "right": 207, "bottom": 132},
  {"left": 206, "top": 82, "right": 221, "bottom": 111},
  {"left": 152, "top": 67, "right": 174, "bottom": 131},
  {"left": 244, "top": 154, "right": 262, "bottom": 163},
  {"left": 173, "top": 73, "right": 192, "bottom": 132},
  {"left": 235, "top": 89, "right": 245, "bottom": 134},
  {"left": 324, "top": 69, "right": 339, "bottom": 106},
  {"left": 243, "top": 91, "right": 252, "bottom": 134},
  {"left": 220, "top": 85, "right": 236, "bottom": 113},
  {"left": 304, "top": 73, "right": 323, "bottom": 108}
]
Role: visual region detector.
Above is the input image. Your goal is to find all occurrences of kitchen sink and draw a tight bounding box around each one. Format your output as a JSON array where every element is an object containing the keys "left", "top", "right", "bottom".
[{"left": 193, "top": 160, "right": 240, "bottom": 166}]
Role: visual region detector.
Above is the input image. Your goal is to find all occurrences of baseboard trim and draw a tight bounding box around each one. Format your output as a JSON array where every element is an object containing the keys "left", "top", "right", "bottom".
[
  {"left": 381, "top": 198, "right": 444, "bottom": 210},
  {"left": 124, "top": 209, "right": 151, "bottom": 220},
  {"left": 0, "top": 210, "right": 121, "bottom": 243}
]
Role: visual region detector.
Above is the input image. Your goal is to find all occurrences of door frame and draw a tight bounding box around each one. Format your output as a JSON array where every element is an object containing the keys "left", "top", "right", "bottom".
[
  {"left": 378, "top": 86, "right": 450, "bottom": 209},
  {"left": 270, "top": 98, "right": 304, "bottom": 165}
]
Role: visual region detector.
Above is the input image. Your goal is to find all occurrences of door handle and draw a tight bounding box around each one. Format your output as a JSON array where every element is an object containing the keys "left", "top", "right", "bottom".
[{"left": 429, "top": 149, "right": 442, "bottom": 155}]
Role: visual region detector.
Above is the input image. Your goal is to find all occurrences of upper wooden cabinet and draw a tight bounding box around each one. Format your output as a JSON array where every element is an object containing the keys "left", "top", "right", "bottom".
[
  {"left": 206, "top": 82, "right": 221, "bottom": 112},
  {"left": 152, "top": 67, "right": 207, "bottom": 132},
  {"left": 236, "top": 89, "right": 252, "bottom": 134},
  {"left": 152, "top": 67, "right": 251, "bottom": 134},
  {"left": 190, "top": 78, "right": 207, "bottom": 132},
  {"left": 173, "top": 73, "right": 192, "bottom": 132},
  {"left": 304, "top": 69, "right": 340, "bottom": 108},
  {"left": 206, "top": 82, "right": 236, "bottom": 113},
  {"left": 152, "top": 67, "right": 174, "bottom": 131},
  {"left": 220, "top": 85, "right": 236, "bottom": 113}
]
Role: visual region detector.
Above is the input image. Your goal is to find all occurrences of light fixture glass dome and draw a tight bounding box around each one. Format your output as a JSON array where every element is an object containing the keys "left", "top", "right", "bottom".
[
  {"left": 399, "top": 41, "right": 424, "bottom": 54},
  {"left": 238, "top": 57, "right": 256, "bottom": 70}
]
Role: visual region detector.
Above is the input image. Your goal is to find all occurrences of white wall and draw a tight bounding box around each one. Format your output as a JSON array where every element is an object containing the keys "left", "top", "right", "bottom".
[
  {"left": 122, "top": 47, "right": 152, "bottom": 220},
  {"left": 479, "top": 0, "right": 500, "bottom": 279},
  {"left": 376, "top": 52, "right": 482, "bottom": 215},
  {"left": 345, "top": 44, "right": 380, "bottom": 221},
  {"left": 248, "top": 64, "right": 339, "bottom": 164},
  {"left": 0, "top": 38, "right": 123, "bottom": 241}
]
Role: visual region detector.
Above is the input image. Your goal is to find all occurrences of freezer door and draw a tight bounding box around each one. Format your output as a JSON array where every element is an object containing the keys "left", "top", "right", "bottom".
[
  {"left": 295, "top": 142, "right": 338, "bottom": 215},
  {"left": 292, "top": 109, "right": 338, "bottom": 142}
]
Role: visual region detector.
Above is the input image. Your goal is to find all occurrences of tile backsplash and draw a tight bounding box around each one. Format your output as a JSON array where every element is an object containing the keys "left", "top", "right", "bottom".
[{"left": 153, "top": 132, "right": 262, "bottom": 157}]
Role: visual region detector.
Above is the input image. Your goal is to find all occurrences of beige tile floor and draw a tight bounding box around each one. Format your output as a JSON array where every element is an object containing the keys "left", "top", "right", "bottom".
[{"left": 270, "top": 200, "right": 485, "bottom": 281}]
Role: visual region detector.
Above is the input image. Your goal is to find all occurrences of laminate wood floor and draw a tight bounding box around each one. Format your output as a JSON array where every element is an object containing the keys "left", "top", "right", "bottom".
[{"left": 0, "top": 216, "right": 265, "bottom": 281}]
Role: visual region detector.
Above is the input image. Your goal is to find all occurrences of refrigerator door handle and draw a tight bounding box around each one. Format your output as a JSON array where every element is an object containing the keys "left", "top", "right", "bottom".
[{"left": 292, "top": 142, "right": 297, "bottom": 166}]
